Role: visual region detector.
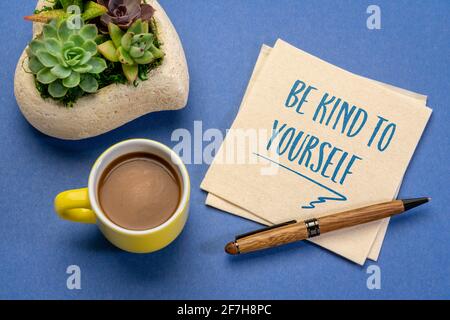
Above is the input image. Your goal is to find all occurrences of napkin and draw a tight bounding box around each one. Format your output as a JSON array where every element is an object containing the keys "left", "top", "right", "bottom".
[{"left": 202, "top": 40, "right": 431, "bottom": 264}]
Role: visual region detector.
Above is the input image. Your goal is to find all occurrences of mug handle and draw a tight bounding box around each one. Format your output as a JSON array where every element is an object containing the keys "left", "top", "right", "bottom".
[{"left": 54, "top": 188, "right": 96, "bottom": 224}]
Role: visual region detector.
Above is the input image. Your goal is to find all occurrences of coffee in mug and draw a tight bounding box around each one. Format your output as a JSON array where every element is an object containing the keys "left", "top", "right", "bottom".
[
  {"left": 54, "top": 139, "right": 190, "bottom": 254},
  {"left": 98, "top": 153, "right": 181, "bottom": 231}
]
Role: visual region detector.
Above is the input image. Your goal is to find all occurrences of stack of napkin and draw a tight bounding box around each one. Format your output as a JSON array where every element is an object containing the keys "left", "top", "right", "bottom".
[{"left": 202, "top": 40, "right": 432, "bottom": 265}]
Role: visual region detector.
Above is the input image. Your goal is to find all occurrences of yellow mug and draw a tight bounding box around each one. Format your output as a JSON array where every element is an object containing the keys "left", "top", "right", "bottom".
[{"left": 54, "top": 139, "right": 190, "bottom": 253}]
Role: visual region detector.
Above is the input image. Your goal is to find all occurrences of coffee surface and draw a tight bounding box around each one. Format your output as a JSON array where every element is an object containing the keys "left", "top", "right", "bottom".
[{"left": 99, "top": 153, "right": 181, "bottom": 231}]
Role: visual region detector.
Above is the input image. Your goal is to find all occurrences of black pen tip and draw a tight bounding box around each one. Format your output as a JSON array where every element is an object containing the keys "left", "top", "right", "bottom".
[{"left": 402, "top": 197, "right": 430, "bottom": 211}]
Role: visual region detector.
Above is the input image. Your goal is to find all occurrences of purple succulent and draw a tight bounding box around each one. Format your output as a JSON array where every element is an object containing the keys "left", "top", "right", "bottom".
[{"left": 97, "top": 0, "right": 155, "bottom": 30}]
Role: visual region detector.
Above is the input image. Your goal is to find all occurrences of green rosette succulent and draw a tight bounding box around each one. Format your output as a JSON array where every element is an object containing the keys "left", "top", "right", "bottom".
[
  {"left": 27, "top": 19, "right": 107, "bottom": 99},
  {"left": 97, "top": 19, "right": 164, "bottom": 82}
]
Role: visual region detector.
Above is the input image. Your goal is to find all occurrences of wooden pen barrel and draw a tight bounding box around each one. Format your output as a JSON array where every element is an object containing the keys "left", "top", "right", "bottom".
[
  {"left": 234, "top": 200, "right": 405, "bottom": 254},
  {"left": 318, "top": 200, "right": 404, "bottom": 233},
  {"left": 236, "top": 223, "right": 309, "bottom": 254}
]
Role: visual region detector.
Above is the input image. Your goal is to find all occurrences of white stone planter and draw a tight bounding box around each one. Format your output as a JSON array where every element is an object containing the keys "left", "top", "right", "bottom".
[{"left": 14, "top": 0, "right": 189, "bottom": 140}]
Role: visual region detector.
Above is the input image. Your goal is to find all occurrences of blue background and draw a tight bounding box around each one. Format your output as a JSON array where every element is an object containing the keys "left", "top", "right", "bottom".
[{"left": 0, "top": 0, "right": 449, "bottom": 300}]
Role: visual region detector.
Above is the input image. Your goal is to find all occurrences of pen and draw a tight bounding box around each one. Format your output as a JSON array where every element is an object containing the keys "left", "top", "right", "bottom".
[{"left": 225, "top": 198, "right": 430, "bottom": 255}]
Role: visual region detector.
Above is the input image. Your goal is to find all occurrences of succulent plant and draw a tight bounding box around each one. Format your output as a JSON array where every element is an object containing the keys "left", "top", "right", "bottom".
[
  {"left": 25, "top": 1, "right": 107, "bottom": 23},
  {"left": 97, "top": 0, "right": 155, "bottom": 30},
  {"left": 97, "top": 19, "right": 163, "bottom": 82},
  {"left": 60, "top": 0, "right": 85, "bottom": 10},
  {"left": 27, "top": 19, "right": 107, "bottom": 98}
]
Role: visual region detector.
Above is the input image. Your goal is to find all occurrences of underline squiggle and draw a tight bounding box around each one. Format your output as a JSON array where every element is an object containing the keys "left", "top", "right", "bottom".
[{"left": 253, "top": 153, "right": 348, "bottom": 209}]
